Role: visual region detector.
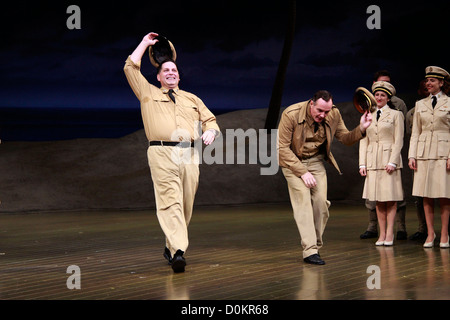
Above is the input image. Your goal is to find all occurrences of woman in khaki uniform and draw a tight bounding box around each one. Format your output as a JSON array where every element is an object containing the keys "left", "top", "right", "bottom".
[
  {"left": 408, "top": 66, "right": 450, "bottom": 248},
  {"left": 359, "top": 81, "right": 404, "bottom": 246}
]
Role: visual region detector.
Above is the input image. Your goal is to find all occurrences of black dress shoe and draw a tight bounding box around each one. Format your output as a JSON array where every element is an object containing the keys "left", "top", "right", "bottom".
[
  {"left": 171, "top": 249, "right": 186, "bottom": 273},
  {"left": 163, "top": 247, "right": 173, "bottom": 265},
  {"left": 303, "top": 254, "right": 325, "bottom": 265},
  {"left": 409, "top": 231, "right": 427, "bottom": 241},
  {"left": 396, "top": 231, "right": 407, "bottom": 240},
  {"left": 360, "top": 231, "right": 378, "bottom": 239}
]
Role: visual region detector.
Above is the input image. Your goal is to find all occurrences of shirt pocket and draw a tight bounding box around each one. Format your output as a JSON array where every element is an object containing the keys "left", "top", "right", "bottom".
[
  {"left": 437, "top": 132, "right": 449, "bottom": 158},
  {"left": 417, "top": 133, "right": 427, "bottom": 158},
  {"left": 179, "top": 105, "right": 200, "bottom": 121},
  {"left": 380, "top": 117, "right": 394, "bottom": 125},
  {"left": 438, "top": 107, "right": 450, "bottom": 122},
  {"left": 381, "top": 143, "right": 392, "bottom": 165},
  {"left": 150, "top": 97, "right": 172, "bottom": 114},
  {"left": 418, "top": 108, "right": 431, "bottom": 122}
]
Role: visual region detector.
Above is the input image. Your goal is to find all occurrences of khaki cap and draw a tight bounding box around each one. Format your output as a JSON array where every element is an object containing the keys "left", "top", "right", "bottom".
[
  {"left": 372, "top": 81, "right": 396, "bottom": 97},
  {"left": 425, "top": 66, "right": 449, "bottom": 79}
]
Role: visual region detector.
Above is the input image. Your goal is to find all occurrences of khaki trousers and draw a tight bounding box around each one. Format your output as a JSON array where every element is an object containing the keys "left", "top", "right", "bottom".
[
  {"left": 147, "top": 146, "right": 199, "bottom": 256},
  {"left": 282, "top": 155, "right": 330, "bottom": 258}
]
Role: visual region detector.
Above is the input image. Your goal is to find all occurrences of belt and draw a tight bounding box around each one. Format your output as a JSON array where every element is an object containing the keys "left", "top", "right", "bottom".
[
  {"left": 149, "top": 141, "right": 194, "bottom": 148},
  {"left": 301, "top": 153, "right": 324, "bottom": 160}
]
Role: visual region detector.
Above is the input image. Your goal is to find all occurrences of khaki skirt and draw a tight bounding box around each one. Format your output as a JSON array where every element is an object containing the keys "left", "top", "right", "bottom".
[
  {"left": 412, "top": 159, "right": 450, "bottom": 198},
  {"left": 363, "top": 169, "right": 403, "bottom": 202}
]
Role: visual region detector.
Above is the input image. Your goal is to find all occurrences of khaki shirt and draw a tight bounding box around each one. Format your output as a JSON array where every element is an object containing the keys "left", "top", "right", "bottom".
[
  {"left": 123, "top": 56, "right": 220, "bottom": 142},
  {"left": 278, "top": 100, "right": 365, "bottom": 177},
  {"left": 302, "top": 106, "right": 327, "bottom": 159},
  {"left": 408, "top": 93, "right": 450, "bottom": 160},
  {"left": 359, "top": 106, "right": 404, "bottom": 169}
]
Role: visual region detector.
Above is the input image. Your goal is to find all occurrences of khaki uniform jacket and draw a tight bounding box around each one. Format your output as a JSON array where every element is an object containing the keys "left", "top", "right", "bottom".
[
  {"left": 278, "top": 100, "right": 365, "bottom": 177},
  {"left": 408, "top": 94, "right": 450, "bottom": 160},
  {"left": 359, "top": 107, "right": 404, "bottom": 169},
  {"left": 123, "top": 56, "right": 220, "bottom": 142}
]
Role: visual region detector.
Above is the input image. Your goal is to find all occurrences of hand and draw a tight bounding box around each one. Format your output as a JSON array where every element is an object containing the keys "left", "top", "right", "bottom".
[
  {"left": 202, "top": 129, "right": 216, "bottom": 145},
  {"left": 142, "top": 32, "right": 159, "bottom": 47},
  {"left": 301, "top": 172, "right": 317, "bottom": 188},
  {"left": 408, "top": 158, "right": 417, "bottom": 170},
  {"left": 359, "top": 111, "right": 373, "bottom": 133},
  {"left": 359, "top": 167, "right": 367, "bottom": 177},
  {"left": 385, "top": 164, "right": 396, "bottom": 174},
  {"left": 130, "top": 32, "right": 160, "bottom": 64}
]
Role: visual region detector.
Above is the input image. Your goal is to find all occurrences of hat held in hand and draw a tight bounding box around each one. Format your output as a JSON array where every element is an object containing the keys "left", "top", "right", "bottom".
[
  {"left": 149, "top": 35, "right": 177, "bottom": 67},
  {"left": 353, "top": 87, "right": 377, "bottom": 113}
]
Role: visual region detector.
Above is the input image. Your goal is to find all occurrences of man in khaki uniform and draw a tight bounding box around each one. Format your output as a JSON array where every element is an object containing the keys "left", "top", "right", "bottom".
[
  {"left": 124, "top": 32, "right": 220, "bottom": 272},
  {"left": 278, "top": 90, "right": 372, "bottom": 265}
]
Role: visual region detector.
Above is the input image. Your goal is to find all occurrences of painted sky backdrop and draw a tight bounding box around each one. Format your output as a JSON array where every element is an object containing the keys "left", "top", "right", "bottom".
[{"left": 1, "top": 0, "right": 450, "bottom": 112}]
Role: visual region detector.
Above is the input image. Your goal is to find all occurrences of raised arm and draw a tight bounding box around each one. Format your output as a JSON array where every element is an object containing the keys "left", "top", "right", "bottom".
[
  {"left": 124, "top": 32, "right": 161, "bottom": 100},
  {"left": 130, "top": 32, "right": 159, "bottom": 64}
]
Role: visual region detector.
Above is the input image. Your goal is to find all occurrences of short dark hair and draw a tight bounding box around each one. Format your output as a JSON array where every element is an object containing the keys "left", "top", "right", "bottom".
[
  {"left": 374, "top": 70, "right": 391, "bottom": 82},
  {"left": 156, "top": 59, "right": 177, "bottom": 74},
  {"left": 312, "top": 90, "right": 333, "bottom": 103}
]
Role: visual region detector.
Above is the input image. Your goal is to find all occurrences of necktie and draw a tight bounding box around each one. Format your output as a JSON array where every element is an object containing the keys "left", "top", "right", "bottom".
[
  {"left": 168, "top": 89, "right": 176, "bottom": 103},
  {"left": 432, "top": 96, "right": 437, "bottom": 108},
  {"left": 376, "top": 110, "right": 381, "bottom": 121}
]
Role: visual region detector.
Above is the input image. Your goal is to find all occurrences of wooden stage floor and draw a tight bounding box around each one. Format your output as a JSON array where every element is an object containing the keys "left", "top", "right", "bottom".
[{"left": 1, "top": 203, "right": 449, "bottom": 302}]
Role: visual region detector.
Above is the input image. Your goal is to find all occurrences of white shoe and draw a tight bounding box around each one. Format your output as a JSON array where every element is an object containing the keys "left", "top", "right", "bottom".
[
  {"left": 423, "top": 233, "right": 436, "bottom": 248},
  {"left": 375, "top": 240, "right": 385, "bottom": 246},
  {"left": 440, "top": 236, "right": 450, "bottom": 248},
  {"left": 384, "top": 240, "right": 394, "bottom": 246}
]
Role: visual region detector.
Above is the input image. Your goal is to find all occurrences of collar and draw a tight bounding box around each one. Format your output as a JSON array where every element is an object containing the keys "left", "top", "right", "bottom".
[
  {"left": 161, "top": 87, "right": 179, "bottom": 94},
  {"left": 297, "top": 100, "right": 310, "bottom": 124},
  {"left": 376, "top": 105, "right": 388, "bottom": 113},
  {"left": 306, "top": 102, "right": 315, "bottom": 127},
  {"left": 430, "top": 91, "right": 442, "bottom": 100}
]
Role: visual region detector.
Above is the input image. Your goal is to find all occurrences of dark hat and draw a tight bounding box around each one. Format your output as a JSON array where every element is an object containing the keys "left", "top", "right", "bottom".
[
  {"left": 149, "top": 35, "right": 177, "bottom": 68},
  {"left": 353, "top": 87, "right": 377, "bottom": 113},
  {"left": 372, "top": 81, "right": 396, "bottom": 97},
  {"left": 425, "top": 66, "right": 449, "bottom": 80}
]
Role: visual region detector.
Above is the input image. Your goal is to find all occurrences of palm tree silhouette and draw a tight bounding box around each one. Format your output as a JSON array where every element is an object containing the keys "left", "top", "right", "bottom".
[{"left": 264, "top": 0, "right": 296, "bottom": 130}]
